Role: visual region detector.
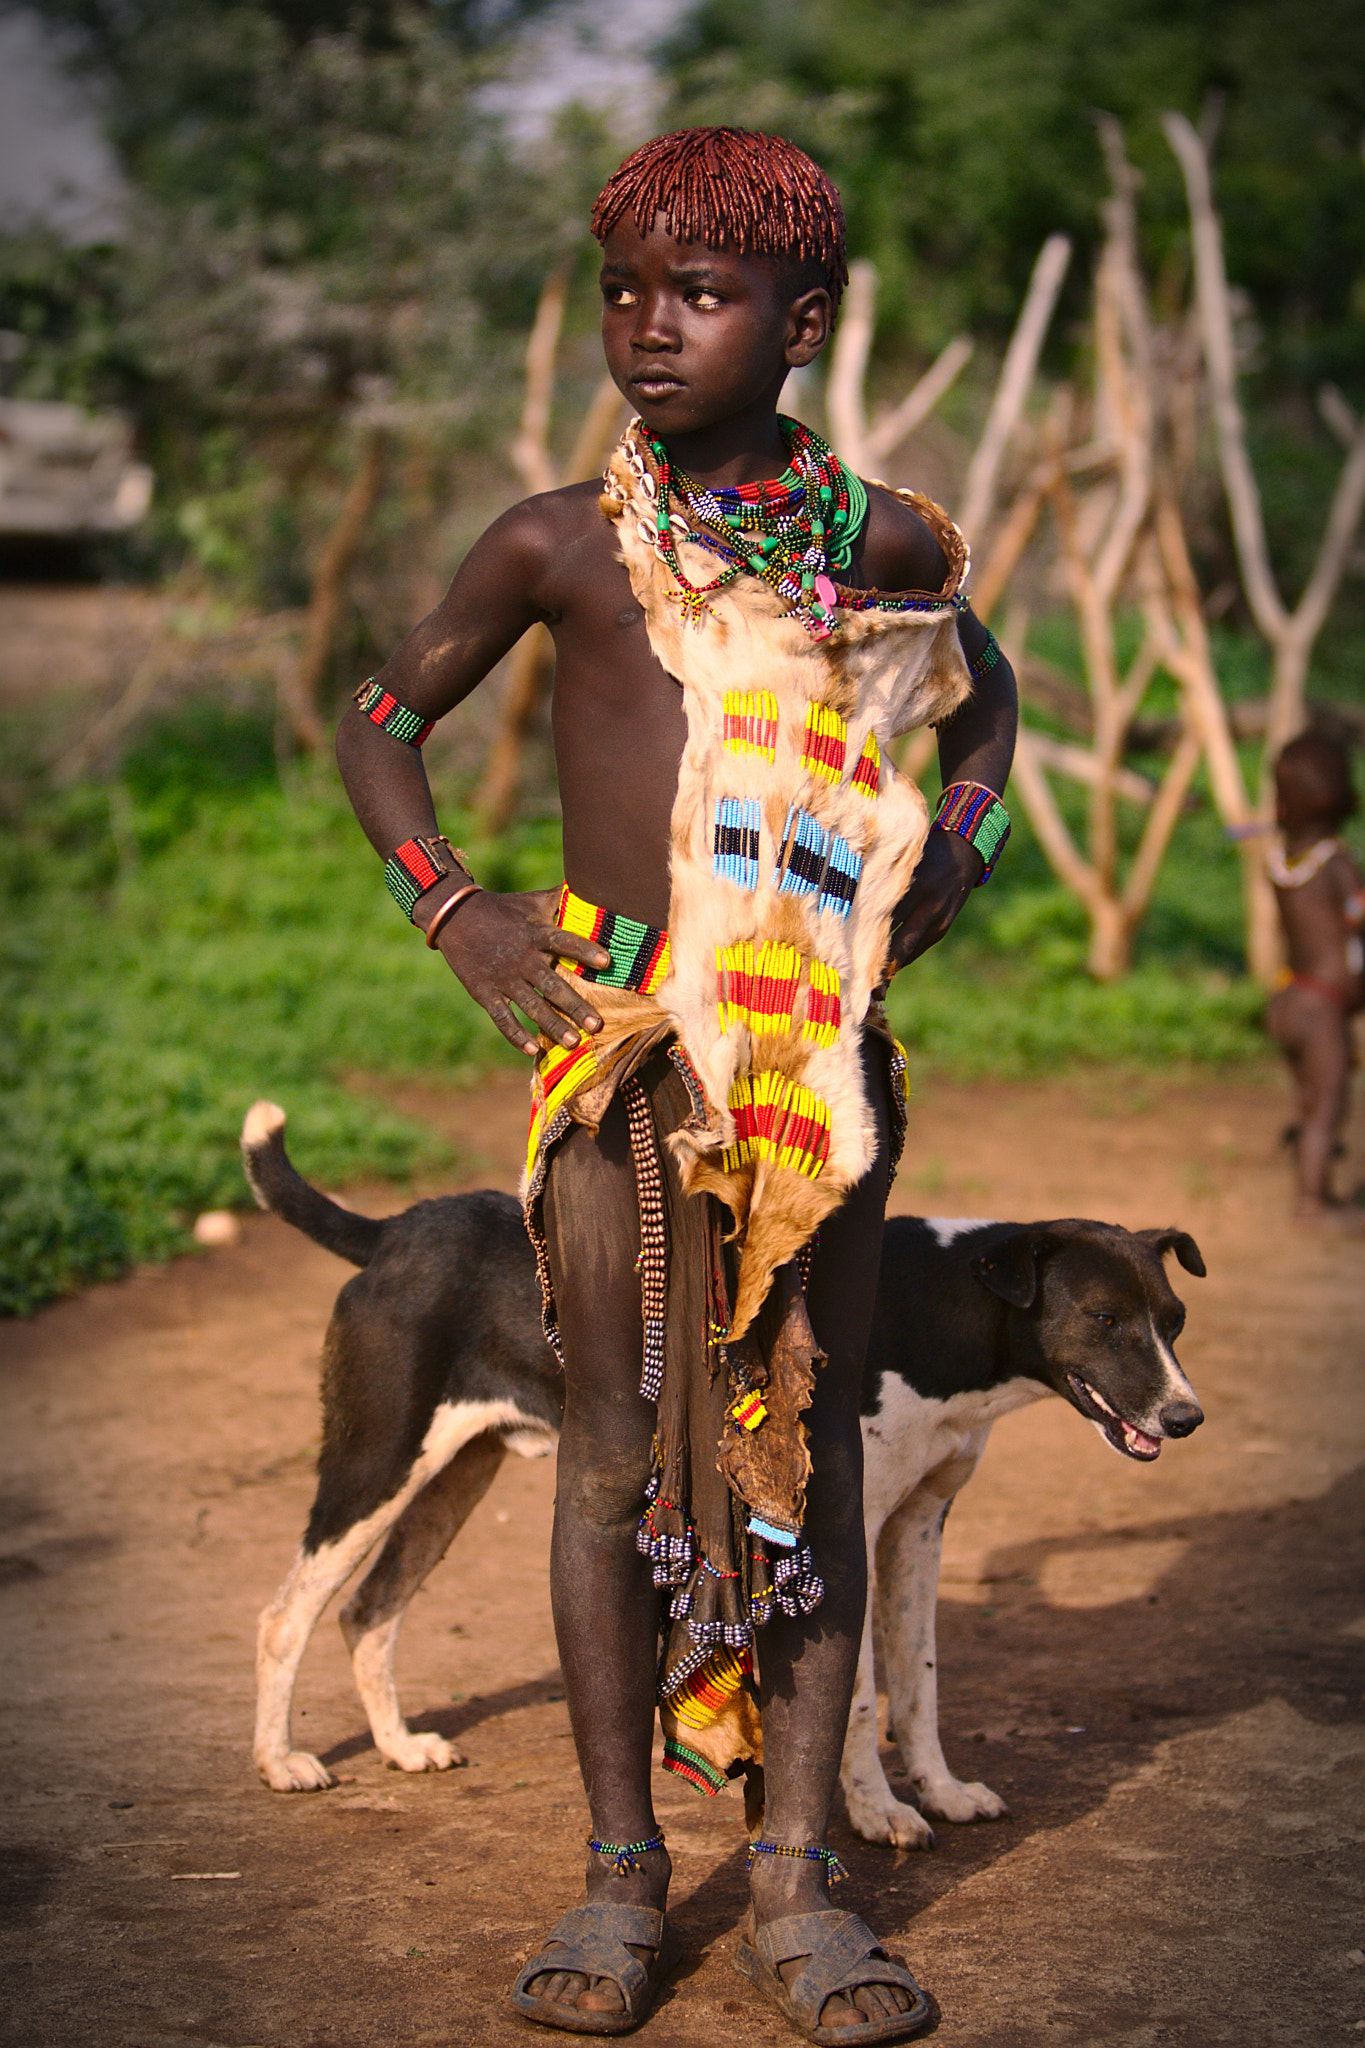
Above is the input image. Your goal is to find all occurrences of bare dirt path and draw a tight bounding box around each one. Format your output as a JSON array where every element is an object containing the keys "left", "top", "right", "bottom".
[{"left": 2, "top": 1066, "right": 1362, "bottom": 2048}]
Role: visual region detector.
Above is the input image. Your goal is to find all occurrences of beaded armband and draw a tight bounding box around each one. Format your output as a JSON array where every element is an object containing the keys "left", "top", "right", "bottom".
[
  {"left": 933, "top": 781, "right": 1011, "bottom": 884},
  {"left": 354, "top": 677, "right": 435, "bottom": 747},
  {"left": 967, "top": 630, "right": 1002, "bottom": 683},
  {"left": 383, "top": 834, "right": 470, "bottom": 920}
]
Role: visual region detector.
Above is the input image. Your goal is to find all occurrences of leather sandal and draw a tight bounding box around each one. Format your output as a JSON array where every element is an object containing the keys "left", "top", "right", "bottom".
[
  {"left": 510, "top": 1901, "right": 677, "bottom": 2036},
  {"left": 732, "top": 1908, "right": 931, "bottom": 2044}
]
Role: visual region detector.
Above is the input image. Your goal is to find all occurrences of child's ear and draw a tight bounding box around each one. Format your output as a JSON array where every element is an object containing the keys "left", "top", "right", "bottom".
[{"left": 786, "top": 287, "right": 832, "bottom": 367}]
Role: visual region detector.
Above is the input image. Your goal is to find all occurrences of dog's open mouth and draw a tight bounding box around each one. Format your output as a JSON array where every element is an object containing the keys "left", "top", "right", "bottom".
[{"left": 1067, "top": 1374, "right": 1162, "bottom": 1460}]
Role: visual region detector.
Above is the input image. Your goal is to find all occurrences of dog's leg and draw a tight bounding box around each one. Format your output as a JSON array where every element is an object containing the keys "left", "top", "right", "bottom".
[
  {"left": 878, "top": 1450, "right": 1009, "bottom": 1826},
  {"left": 340, "top": 1431, "right": 506, "bottom": 1773},
  {"left": 840, "top": 1507, "right": 937, "bottom": 1850},
  {"left": 255, "top": 1509, "right": 406, "bottom": 1792}
]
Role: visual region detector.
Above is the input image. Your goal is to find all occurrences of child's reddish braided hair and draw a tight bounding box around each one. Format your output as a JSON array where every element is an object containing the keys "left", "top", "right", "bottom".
[{"left": 591, "top": 127, "right": 848, "bottom": 314}]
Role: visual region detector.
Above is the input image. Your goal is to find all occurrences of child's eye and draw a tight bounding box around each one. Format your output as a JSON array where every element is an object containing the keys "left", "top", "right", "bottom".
[
  {"left": 687, "top": 288, "right": 725, "bottom": 309},
  {"left": 602, "top": 285, "right": 638, "bottom": 308}
]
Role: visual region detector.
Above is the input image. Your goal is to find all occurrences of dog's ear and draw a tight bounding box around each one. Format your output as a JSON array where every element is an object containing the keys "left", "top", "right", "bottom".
[
  {"left": 1139, "top": 1228, "right": 1206, "bottom": 1278},
  {"left": 971, "top": 1231, "right": 1045, "bottom": 1309}
]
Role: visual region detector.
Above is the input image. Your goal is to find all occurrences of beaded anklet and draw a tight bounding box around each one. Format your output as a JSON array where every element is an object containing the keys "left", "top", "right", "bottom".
[
  {"left": 354, "top": 677, "right": 435, "bottom": 747},
  {"left": 933, "top": 780, "right": 1011, "bottom": 884},
  {"left": 587, "top": 1831, "right": 666, "bottom": 1875},
  {"left": 746, "top": 1839, "right": 848, "bottom": 1884}
]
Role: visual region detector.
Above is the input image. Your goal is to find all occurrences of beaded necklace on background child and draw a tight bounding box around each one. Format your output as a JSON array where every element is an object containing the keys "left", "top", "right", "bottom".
[{"left": 336, "top": 127, "right": 1017, "bottom": 2045}]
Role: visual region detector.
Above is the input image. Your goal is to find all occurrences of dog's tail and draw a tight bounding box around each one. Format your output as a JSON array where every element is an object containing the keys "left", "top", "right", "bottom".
[{"left": 241, "top": 1101, "right": 383, "bottom": 1268}]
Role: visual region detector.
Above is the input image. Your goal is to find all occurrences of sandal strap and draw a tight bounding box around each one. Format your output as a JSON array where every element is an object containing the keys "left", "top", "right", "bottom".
[
  {"left": 756, "top": 1910, "right": 922, "bottom": 2020},
  {"left": 515, "top": 1902, "right": 664, "bottom": 2004}
]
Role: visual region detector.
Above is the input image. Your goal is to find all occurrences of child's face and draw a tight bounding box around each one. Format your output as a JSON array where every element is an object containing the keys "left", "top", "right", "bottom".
[{"left": 598, "top": 214, "right": 830, "bottom": 439}]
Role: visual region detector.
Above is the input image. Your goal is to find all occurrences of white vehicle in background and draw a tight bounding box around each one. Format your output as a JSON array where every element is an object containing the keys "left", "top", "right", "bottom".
[{"left": 0, "top": 397, "right": 153, "bottom": 538}]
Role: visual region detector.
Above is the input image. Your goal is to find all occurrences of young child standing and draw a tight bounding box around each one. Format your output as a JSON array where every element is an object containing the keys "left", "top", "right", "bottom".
[
  {"left": 1265, "top": 732, "right": 1363, "bottom": 1226},
  {"left": 337, "top": 129, "right": 1016, "bottom": 2043}
]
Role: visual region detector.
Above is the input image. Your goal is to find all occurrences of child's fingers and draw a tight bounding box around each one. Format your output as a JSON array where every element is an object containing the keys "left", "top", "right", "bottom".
[
  {"left": 510, "top": 978, "right": 588, "bottom": 1049},
  {"left": 543, "top": 927, "right": 613, "bottom": 973},
  {"left": 482, "top": 991, "right": 540, "bottom": 1058},
  {"left": 527, "top": 963, "right": 603, "bottom": 1036}
]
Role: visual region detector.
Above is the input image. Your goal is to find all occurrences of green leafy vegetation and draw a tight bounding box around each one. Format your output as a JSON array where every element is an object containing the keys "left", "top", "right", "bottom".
[{"left": 0, "top": 692, "right": 1284, "bottom": 1316}]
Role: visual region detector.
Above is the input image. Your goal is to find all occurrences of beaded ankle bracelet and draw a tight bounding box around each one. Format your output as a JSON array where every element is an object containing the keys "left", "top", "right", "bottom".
[
  {"left": 587, "top": 1831, "right": 666, "bottom": 1875},
  {"left": 932, "top": 780, "right": 1011, "bottom": 884},
  {"left": 746, "top": 1839, "right": 848, "bottom": 1884}
]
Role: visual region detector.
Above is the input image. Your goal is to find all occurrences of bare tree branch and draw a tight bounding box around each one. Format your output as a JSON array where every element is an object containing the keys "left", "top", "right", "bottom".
[
  {"left": 825, "top": 259, "right": 876, "bottom": 471},
  {"left": 957, "top": 234, "right": 1071, "bottom": 541},
  {"left": 865, "top": 335, "right": 974, "bottom": 467},
  {"left": 1163, "top": 113, "right": 1287, "bottom": 641},
  {"left": 510, "top": 260, "right": 570, "bottom": 499}
]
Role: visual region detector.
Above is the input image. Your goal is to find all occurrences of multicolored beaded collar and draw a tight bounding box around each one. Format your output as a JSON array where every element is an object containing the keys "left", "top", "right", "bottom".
[{"left": 648, "top": 417, "right": 867, "bottom": 639}]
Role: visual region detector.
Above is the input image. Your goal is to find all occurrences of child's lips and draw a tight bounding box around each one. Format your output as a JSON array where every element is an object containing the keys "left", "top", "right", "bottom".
[{"left": 632, "top": 371, "right": 685, "bottom": 399}]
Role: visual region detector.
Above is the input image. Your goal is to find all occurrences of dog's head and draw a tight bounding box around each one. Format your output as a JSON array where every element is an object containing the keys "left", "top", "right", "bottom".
[{"left": 971, "top": 1222, "right": 1205, "bottom": 1460}]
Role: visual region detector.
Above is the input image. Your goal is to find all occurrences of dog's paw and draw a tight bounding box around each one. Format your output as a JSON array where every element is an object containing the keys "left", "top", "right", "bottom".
[
  {"left": 843, "top": 1780, "right": 937, "bottom": 1852},
  {"left": 257, "top": 1749, "right": 335, "bottom": 1793},
  {"left": 915, "top": 1774, "right": 1009, "bottom": 1824},
  {"left": 381, "top": 1730, "right": 464, "bottom": 1774}
]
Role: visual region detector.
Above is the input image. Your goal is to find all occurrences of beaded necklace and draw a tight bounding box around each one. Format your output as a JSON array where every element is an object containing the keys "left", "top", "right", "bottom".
[
  {"left": 649, "top": 417, "right": 867, "bottom": 639},
  {"left": 1267, "top": 836, "right": 1339, "bottom": 889}
]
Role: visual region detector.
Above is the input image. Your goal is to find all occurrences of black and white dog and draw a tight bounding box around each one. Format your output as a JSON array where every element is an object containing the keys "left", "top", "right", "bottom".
[{"left": 243, "top": 1101, "right": 1204, "bottom": 1847}]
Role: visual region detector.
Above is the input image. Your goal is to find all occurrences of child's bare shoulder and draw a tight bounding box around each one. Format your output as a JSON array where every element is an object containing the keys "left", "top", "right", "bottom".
[
  {"left": 472, "top": 480, "right": 620, "bottom": 610},
  {"left": 860, "top": 478, "right": 956, "bottom": 594}
]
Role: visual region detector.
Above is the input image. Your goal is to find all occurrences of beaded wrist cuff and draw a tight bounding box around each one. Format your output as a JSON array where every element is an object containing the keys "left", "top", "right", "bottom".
[
  {"left": 967, "top": 630, "right": 1002, "bottom": 683},
  {"left": 354, "top": 677, "right": 435, "bottom": 747},
  {"left": 384, "top": 834, "right": 469, "bottom": 920},
  {"left": 933, "top": 781, "right": 1011, "bottom": 884}
]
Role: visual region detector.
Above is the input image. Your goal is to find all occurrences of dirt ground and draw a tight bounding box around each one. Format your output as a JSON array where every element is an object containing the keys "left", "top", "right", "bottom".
[{"left": 2, "top": 1062, "right": 1363, "bottom": 2048}]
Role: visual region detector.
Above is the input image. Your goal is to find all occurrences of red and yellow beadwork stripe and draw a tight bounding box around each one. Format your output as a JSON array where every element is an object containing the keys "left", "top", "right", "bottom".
[
  {"left": 715, "top": 939, "right": 801, "bottom": 1037},
  {"left": 555, "top": 885, "right": 670, "bottom": 995},
  {"left": 801, "top": 701, "right": 847, "bottom": 783},
  {"left": 724, "top": 1071, "right": 831, "bottom": 1179},
  {"left": 802, "top": 959, "right": 842, "bottom": 1047},
  {"left": 851, "top": 730, "right": 881, "bottom": 798},
  {"left": 722, "top": 688, "right": 779, "bottom": 760},
  {"left": 666, "top": 1648, "right": 753, "bottom": 1732},
  {"left": 730, "top": 1389, "right": 767, "bottom": 1431},
  {"left": 526, "top": 1035, "right": 598, "bottom": 1179}
]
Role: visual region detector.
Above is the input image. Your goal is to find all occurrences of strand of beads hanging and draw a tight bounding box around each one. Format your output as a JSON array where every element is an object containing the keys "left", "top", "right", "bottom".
[
  {"left": 746, "top": 1839, "right": 849, "bottom": 1884},
  {"left": 647, "top": 418, "right": 867, "bottom": 640},
  {"left": 587, "top": 1830, "right": 667, "bottom": 1875}
]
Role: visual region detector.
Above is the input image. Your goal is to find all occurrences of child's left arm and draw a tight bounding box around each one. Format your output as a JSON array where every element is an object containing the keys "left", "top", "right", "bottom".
[{"left": 887, "top": 603, "right": 1017, "bottom": 973}]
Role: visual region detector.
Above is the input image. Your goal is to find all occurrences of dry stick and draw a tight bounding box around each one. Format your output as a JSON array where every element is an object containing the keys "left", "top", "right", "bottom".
[
  {"left": 290, "top": 425, "right": 386, "bottom": 753},
  {"left": 1121, "top": 721, "right": 1203, "bottom": 921},
  {"left": 1165, "top": 112, "right": 1365, "bottom": 771},
  {"left": 825, "top": 259, "right": 876, "bottom": 471},
  {"left": 510, "top": 260, "right": 571, "bottom": 498},
  {"left": 1026, "top": 730, "right": 1156, "bottom": 806},
  {"left": 866, "top": 336, "right": 973, "bottom": 470},
  {"left": 957, "top": 234, "right": 1072, "bottom": 544}
]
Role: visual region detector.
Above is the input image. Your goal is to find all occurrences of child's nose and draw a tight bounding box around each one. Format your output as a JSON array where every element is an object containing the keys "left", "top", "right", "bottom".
[{"left": 632, "top": 294, "right": 680, "bottom": 350}]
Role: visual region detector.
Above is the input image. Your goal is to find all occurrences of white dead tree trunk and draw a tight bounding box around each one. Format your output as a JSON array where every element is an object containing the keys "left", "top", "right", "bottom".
[{"left": 1165, "top": 112, "right": 1365, "bottom": 778}]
